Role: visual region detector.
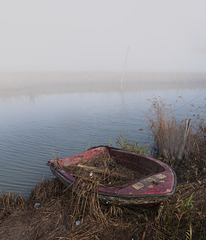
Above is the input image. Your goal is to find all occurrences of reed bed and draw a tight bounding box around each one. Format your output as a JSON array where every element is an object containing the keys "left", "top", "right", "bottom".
[{"left": 147, "top": 97, "right": 206, "bottom": 182}]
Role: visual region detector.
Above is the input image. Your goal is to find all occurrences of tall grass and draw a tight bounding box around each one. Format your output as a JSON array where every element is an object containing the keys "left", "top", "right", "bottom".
[{"left": 147, "top": 97, "right": 206, "bottom": 181}]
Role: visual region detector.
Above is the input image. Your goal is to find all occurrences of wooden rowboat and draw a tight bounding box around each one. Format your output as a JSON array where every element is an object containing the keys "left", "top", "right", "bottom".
[{"left": 47, "top": 145, "right": 176, "bottom": 207}]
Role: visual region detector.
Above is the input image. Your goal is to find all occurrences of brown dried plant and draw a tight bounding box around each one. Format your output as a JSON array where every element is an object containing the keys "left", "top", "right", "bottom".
[{"left": 147, "top": 97, "right": 206, "bottom": 181}]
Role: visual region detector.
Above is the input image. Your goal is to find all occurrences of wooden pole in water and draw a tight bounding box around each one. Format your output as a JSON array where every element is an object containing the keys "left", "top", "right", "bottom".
[{"left": 177, "top": 119, "right": 191, "bottom": 160}]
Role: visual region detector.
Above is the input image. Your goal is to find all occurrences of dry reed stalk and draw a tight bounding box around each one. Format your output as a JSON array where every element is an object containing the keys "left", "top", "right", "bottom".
[
  {"left": 148, "top": 98, "right": 184, "bottom": 160},
  {"left": 63, "top": 153, "right": 140, "bottom": 189},
  {"left": 0, "top": 193, "right": 26, "bottom": 210},
  {"left": 70, "top": 177, "right": 107, "bottom": 228},
  {"left": 70, "top": 219, "right": 101, "bottom": 240},
  {"left": 147, "top": 97, "right": 206, "bottom": 182}
]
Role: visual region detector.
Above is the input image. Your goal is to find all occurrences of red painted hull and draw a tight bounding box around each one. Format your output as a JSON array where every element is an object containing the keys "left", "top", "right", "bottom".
[{"left": 47, "top": 146, "right": 176, "bottom": 207}]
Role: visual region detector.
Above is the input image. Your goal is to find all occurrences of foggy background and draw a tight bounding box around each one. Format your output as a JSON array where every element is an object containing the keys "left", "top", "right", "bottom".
[{"left": 0, "top": 0, "right": 206, "bottom": 72}]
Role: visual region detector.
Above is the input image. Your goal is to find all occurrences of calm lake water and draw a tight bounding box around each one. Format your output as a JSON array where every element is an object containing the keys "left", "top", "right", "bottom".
[{"left": 0, "top": 72, "right": 206, "bottom": 196}]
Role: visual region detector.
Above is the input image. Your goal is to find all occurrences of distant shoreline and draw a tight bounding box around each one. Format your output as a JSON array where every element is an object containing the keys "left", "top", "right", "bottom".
[{"left": 0, "top": 72, "right": 206, "bottom": 98}]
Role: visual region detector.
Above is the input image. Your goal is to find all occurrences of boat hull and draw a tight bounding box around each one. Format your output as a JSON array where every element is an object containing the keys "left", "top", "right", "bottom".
[{"left": 48, "top": 146, "right": 176, "bottom": 207}]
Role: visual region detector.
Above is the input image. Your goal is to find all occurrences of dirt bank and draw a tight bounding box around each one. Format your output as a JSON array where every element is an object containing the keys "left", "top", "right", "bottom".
[{"left": 1, "top": 175, "right": 206, "bottom": 240}]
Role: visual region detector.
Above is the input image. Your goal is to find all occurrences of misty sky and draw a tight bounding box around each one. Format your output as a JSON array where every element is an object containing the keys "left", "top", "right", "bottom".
[{"left": 0, "top": 0, "right": 206, "bottom": 72}]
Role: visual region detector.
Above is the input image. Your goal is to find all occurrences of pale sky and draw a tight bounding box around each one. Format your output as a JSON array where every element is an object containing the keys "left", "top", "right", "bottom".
[{"left": 0, "top": 0, "right": 206, "bottom": 72}]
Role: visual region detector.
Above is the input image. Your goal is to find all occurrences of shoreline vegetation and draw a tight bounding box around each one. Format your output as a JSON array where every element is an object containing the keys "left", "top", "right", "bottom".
[{"left": 1, "top": 98, "right": 206, "bottom": 239}]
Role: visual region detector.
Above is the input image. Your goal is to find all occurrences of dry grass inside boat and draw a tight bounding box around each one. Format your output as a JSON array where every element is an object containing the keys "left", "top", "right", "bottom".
[{"left": 61, "top": 153, "right": 142, "bottom": 188}]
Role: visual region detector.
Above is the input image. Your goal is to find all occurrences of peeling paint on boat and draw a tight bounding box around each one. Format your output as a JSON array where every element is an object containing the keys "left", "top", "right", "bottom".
[{"left": 47, "top": 145, "right": 177, "bottom": 207}]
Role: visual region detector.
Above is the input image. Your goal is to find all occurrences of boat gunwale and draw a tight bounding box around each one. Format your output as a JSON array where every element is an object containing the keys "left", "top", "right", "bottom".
[
  {"left": 48, "top": 146, "right": 177, "bottom": 199},
  {"left": 49, "top": 165, "right": 176, "bottom": 199}
]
